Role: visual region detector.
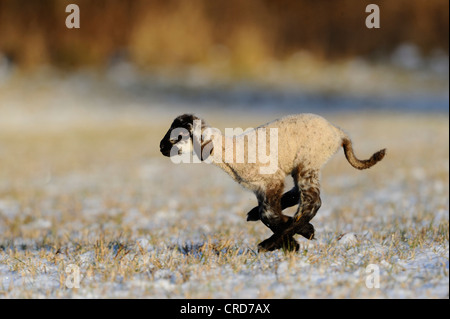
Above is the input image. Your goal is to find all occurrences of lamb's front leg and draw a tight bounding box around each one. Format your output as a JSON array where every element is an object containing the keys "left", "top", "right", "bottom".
[
  {"left": 255, "top": 183, "right": 300, "bottom": 252},
  {"left": 247, "top": 186, "right": 300, "bottom": 221}
]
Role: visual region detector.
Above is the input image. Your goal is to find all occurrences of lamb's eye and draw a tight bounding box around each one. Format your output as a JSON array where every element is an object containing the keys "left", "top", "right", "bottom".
[
  {"left": 170, "top": 128, "right": 190, "bottom": 143},
  {"left": 170, "top": 134, "right": 184, "bottom": 143}
]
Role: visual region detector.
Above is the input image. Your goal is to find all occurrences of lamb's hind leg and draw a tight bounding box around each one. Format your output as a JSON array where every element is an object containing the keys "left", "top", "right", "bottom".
[{"left": 258, "top": 169, "right": 321, "bottom": 251}]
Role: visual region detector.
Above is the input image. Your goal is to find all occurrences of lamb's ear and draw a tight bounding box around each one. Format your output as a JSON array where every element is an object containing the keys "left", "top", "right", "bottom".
[
  {"left": 200, "top": 126, "right": 220, "bottom": 163},
  {"left": 201, "top": 140, "right": 214, "bottom": 162}
]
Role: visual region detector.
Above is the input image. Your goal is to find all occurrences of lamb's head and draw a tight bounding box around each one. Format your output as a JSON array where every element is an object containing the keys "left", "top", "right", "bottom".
[
  {"left": 160, "top": 114, "right": 198, "bottom": 157},
  {"left": 160, "top": 114, "right": 217, "bottom": 161}
]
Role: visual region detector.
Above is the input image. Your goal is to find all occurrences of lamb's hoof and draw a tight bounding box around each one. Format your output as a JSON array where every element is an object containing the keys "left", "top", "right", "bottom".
[
  {"left": 257, "top": 238, "right": 278, "bottom": 252},
  {"left": 297, "top": 222, "right": 315, "bottom": 240},
  {"left": 246, "top": 206, "right": 260, "bottom": 221},
  {"left": 283, "top": 236, "right": 300, "bottom": 251},
  {"left": 258, "top": 235, "right": 299, "bottom": 252}
]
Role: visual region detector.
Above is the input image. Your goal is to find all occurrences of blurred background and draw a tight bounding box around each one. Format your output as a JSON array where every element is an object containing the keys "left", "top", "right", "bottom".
[
  {"left": 0, "top": 0, "right": 448, "bottom": 118},
  {"left": 0, "top": 0, "right": 448, "bottom": 70}
]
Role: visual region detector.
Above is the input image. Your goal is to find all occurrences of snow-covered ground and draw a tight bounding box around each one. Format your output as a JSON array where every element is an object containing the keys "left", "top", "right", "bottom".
[{"left": 0, "top": 67, "right": 448, "bottom": 298}]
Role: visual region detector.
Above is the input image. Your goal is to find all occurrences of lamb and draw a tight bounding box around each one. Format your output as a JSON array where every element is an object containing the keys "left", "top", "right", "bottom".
[{"left": 159, "top": 113, "right": 386, "bottom": 252}]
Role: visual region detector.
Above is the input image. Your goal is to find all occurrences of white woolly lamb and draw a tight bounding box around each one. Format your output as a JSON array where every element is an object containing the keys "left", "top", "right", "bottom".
[{"left": 160, "top": 113, "right": 386, "bottom": 251}]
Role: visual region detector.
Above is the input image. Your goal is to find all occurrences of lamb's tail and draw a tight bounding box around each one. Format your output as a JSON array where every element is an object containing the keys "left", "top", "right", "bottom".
[{"left": 342, "top": 137, "right": 386, "bottom": 170}]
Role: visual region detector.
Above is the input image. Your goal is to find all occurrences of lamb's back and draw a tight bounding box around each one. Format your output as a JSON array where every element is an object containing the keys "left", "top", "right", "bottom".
[{"left": 267, "top": 114, "right": 344, "bottom": 172}]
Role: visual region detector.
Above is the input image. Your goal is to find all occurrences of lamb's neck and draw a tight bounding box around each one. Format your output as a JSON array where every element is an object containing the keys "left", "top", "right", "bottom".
[
  {"left": 206, "top": 134, "right": 241, "bottom": 181},
  {"left": 208, "top": 134, "right": 228, "bottom": 165}
]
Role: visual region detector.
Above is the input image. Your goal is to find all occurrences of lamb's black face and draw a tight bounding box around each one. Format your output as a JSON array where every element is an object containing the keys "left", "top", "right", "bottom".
[{"left": 160, "top": 114, "right": 198, "bottom": 157}]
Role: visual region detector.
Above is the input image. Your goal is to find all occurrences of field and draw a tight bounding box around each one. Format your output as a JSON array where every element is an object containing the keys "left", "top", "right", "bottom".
[{"left": 0, "top": 74, "right": 448, "bottom": 299}]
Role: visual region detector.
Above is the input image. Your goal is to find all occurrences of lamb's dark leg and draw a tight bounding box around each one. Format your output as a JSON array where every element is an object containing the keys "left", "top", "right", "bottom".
[
  {"left": 258, "top": 169, "right": 321, "bottom": 252},
  {"left": 247, "top": 186, "right": 300, "bottom": 221},
  {"left": 256, "top": 182, "right": 300, "bottom": 252}
]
